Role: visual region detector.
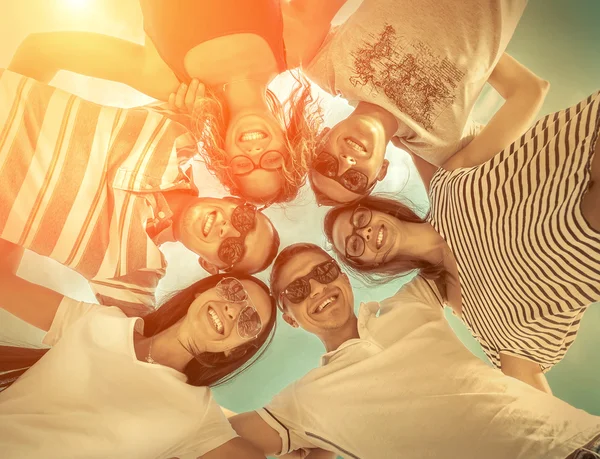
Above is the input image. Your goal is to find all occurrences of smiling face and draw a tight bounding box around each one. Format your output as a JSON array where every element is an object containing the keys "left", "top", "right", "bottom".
[
  {"left": 176, "top": 197, "right": 275, "bottom": 273},
  {"left": 331, "top": 207, "right": 407, "bottom": 267},
  {"left": 274, "top": 250, "right": 354, "bottom": 335},
  {"left": 224, "top": 112, "right": 289, "bottom": 203},
  {"left": 310, "top": 115, "right": 390, "bottom": 204},
  {"left": 179, "top": 279, "right": 273, "bottom": 354}
]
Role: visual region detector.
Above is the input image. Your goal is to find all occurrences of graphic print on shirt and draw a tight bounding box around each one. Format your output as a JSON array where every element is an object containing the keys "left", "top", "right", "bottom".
[{"left": 349, "top": 24, "right": 465, "bottom": 130}]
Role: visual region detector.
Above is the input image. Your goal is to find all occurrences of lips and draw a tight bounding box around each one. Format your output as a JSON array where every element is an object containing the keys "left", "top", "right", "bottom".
[
  {"left": 239, "top": 130, "right": 268, "bottom": 142},
  {"left": 344, "top": 137, "right": 367, "bottom": 153},
  {"left": 208, "top": 306, "right": 224, "bottom": 335},
  {"left": 311, "top": 293, "right": 339, "bottom": 315},
  {"left": 202, "top": 211, "right": 216, "bottom": 237}
]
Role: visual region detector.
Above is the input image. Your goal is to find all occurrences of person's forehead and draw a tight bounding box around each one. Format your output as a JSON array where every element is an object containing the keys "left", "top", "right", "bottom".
[
  {"left": 276, "top": 250, "right": 331, "bottom": 289},
  {"left": 309, "top": 170, "right": 363, "bottom": 204},
  {"left": 331, "top": 209, "right": 354, "bottom": 249}
]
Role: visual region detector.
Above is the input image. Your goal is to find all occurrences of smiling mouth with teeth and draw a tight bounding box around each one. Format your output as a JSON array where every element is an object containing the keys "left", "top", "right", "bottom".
[
  {"left": 313, "top": 294, "right": 338, "bottom": 314},
  {"left": 202, "top": 211, "right": 216, "bottom": 237},
  {"left": 344, "top": 137, "right": 367, "bottom": 153},
  {"left": 376, "top": 225, "right": 385, "bottom": 250},
  {"left": 239, "top": 131, "right": 268, "bottom": 142},
  {"left": 208, "top": 307, "right": 224, "bottom": 334}
]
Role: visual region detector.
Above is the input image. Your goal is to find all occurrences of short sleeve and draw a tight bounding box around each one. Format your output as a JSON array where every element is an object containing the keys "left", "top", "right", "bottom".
[
  {"left": 177, "top": 393, "right": 238, "bottom": 458},
  {"left": 43, "top": 297, "right": 105, "bottom": 346},
  {"left": 304, "top": 28, "right": 338, "bottom": 94},
  {"left": 255, "top": 385, "right": 318, "bottom": 456}
]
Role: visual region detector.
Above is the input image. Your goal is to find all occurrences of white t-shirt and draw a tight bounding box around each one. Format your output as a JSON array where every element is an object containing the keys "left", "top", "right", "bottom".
[
  {"left": 257, "top": 277, "right": 600, "bottom": 459},
  {"left": 305, "top": 0, "right": 528, "bottom": 165},
  {"left": 0, "top": 298, "right": 237, "bottom": 459}
]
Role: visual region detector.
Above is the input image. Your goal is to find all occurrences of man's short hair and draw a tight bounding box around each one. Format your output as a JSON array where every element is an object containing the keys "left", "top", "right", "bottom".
[{"left": 269, "top": 243, "right": 330, "bottom": 304}]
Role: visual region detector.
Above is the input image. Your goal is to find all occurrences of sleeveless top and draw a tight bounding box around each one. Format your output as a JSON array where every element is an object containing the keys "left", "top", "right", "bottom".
[
  {"left": 428, "top": 91, "right": 600, "bottom": 372},
  {"left": 140, "top": 0, "right": 287, "bottom": 82}
]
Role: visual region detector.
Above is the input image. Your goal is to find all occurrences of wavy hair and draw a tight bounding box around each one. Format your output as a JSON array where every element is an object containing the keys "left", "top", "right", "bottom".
[
  {"left": 323, "top": 194, "right": 447, "bottom": 287},
  {"left": 0, "top": 274, "right": 277, "bottom": 391},
  {"left": 191, "top": 71, "right": 323, "bottom": 204}
]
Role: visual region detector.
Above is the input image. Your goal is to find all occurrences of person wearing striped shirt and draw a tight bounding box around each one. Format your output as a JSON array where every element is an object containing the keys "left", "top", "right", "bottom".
[
  {"left": 324, "top": 90, "right": 600, "bottom": 394},
  {"left": 228, "top": 243, "right": 600, "bottom": 459},
  {"left": 0, "top": 69, "right": 280, "bottom": 314}
]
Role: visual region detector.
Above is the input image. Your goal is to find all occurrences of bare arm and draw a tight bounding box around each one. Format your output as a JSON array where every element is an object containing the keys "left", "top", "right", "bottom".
[
  {"left": 200, "top": 437, "right": 266, "bottom": 459},
  {"left": 443, "top": 53, "right": 550, "bottom": 170},
  {"left": 392, "top": 138, "right": 439, "bottom": 192},
  {"left": 0, "top": 240, "right": 63, "bottom": 331},
  {"left": 230, "top": 412, "right": 284, "bottom": 456},
  {"left": 282, "top": 0, "right": 348, "bottom": 67},
  {"left": 8, "top": 31, "right": 178, "bottom": 100}
]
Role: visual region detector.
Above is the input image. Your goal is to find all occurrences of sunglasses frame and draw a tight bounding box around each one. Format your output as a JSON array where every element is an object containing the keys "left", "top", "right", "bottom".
[
  {"left": 217, "top": 203, "right": 258, "bottom": 267},
  {"left": 313, "top": 151, "right": 377, "bottom": 194},
  {"left": 216, "top": 277, "right": 263, "bottom": 340},
  {"left": 279, "top": 259, "right": 341, "bottom": 308}
]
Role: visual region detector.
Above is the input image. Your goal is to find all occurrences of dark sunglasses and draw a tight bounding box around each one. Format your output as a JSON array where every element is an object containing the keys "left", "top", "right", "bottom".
[
  {"left": 216, "top": 277, "right": 262, "bottom": 339},
  {"left": 313, "top": 152, "right": 376, "bottom": 194},
  {"left": 229, "top": 151, "right": 285, "bottom": 176},
  {"left": 217, "top": 203, "right": 258, "bottom": 267},
  {"left": 280, "top": 260, "right": 341, "bottom": 306},
  {"left": 345, "top": 206, "right": 372, "bottom": 259}
]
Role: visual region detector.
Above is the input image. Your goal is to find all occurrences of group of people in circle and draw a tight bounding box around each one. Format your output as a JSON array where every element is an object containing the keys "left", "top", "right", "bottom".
[{"left": 0, "top": 0, "right": 599, "bottom": 458}]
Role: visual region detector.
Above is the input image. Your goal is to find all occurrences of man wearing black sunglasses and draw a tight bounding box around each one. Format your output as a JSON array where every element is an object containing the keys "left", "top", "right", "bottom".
[{"left": 229, "top": 243, "right": 600, "bottom": 459}]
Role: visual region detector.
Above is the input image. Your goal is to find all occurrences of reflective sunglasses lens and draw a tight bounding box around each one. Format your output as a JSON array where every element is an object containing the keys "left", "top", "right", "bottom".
[
  {"left": 217, "top": 278, "right": 248, "bottom": 302},
  {"left": 346, "top": 235, "right": 365, "bottom": 258},
  {"left": 231, "top": 205, "right": 256, "bottom": 234},
  {"left": 341, "top": 170, "right": 369, "bottom": 192},
  {"left": 314, "top": 153, "right": 338, "bottom": 177},
  {"left": 315, "top": 261, "right": 341, "bottom": 283},
  {"left": 218, "top": 238, "right": 244, "bottom": 265},
  {"left": 238, "top": 306, "right": 262, "bottom": 339},
  {"left": 261, "top": 151, "right": 285, "bottom": 170},
  {"left": 284, "top": 279, "right": 311, "bottom": 304}
]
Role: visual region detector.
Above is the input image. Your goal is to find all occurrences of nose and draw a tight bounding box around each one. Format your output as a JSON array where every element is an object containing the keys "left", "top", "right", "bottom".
[
  {"left": 245, "top": 143, "right": 264, "bottom": 155},
  {"left": 308, "top": 278, "right": 326, "bottom": 298},
  {"left": 223, "top": 302, "right": 243, "bottom": 321},
  {"left": 218, "top": 220, "right": 241, "bottom": 239},
  {"left": 337, "top": 154, "right": 356, "bottom": 175},
  {"left": 357, "top": 226, "right": 372, "bottom": 241}
]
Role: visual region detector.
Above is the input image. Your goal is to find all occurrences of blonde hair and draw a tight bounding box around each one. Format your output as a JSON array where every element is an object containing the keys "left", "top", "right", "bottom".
[{"left": 191, "top": 71, "right": 323, "bottom": 204}]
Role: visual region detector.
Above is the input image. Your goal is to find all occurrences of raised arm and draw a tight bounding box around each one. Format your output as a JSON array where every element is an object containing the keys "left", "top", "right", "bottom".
[
  {"left": 443, "top": 53, "right": 550, "bottom": 170},
  {"left": 8, "top": 31, "right": 178, "bottom": 100},
  {"left": 230, "top": 412, "right": 284, "bottom": 456},
  {"left": 282, "top": 0, "right": 348, "bottom": 67},
  {"left": 0, "top": 240, "right": 63, "bottom": 331}
]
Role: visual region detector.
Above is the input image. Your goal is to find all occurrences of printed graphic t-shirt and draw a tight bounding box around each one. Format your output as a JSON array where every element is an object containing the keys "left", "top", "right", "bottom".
[{"left": 305, "top": 0, "right": 528, "bottom": 165}]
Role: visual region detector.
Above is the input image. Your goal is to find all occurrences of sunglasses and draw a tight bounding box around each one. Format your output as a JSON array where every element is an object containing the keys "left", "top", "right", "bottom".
[
  {"left": 345, "top": 206, "right": 372, "bottom": 259},
  {"left": 313, "top": 152, "right": 376, "bottom": 194},
  {"left": 216, "top": 277, "right": 262, "bottom": 339},
  {"left": 280, "top": 260, "right": 341, "bottom": 306},
  {"left": 217, "top": 203, "right": 257, "bottom": 267},
  {"left": 229, "top": 151, "right": 285, "bottom": 176}
]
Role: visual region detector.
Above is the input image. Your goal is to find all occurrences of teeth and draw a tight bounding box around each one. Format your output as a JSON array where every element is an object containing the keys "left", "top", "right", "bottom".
[
  {"left": 208, "top": 307, "right": 224, "bottom": 334},
  {"left": 315, "top": 296, "right": 335, "bottom": 313},
  {"left": 376, "top": 227, "right": 384, "bottom": 249},
  {"left": 344, "top": 138, "right": 366, "bottom": 153},
  {"left": 240, "top": 131, "right": 267, "bottom": 142},
  {"left": 203, "top": 212, "right": 216, "bottom": 237}
]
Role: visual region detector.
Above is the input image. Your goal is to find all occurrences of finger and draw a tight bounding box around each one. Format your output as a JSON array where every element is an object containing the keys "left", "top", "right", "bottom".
[
  {"left": 168, "top": 93, "right": 176, "bottom": 111},
  {"left": 175, "top": 83, "right": 187, "bottom": 109},
  {"left": 192, "top": 82, "right": 206, "bottom": 113},
  {"left": 185, "top": 79, "right": 199, "bottom": 112}
]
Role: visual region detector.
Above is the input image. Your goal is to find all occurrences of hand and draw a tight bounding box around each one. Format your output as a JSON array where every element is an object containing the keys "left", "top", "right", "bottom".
[
  {"left": 280, "top": 449, "right": 309, "bottom": 459},
  {"left": 167, "top": 78, "right": 206, "bottom": 114}
]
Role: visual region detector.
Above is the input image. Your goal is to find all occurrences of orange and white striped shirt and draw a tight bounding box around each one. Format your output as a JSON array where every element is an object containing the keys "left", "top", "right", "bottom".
[{"left": 0, "top": 69, "right": 198, "bottom": 312}]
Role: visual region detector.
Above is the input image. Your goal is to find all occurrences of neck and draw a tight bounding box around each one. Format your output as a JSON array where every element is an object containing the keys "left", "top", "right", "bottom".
[
  {"left": 397, "top": 222, "right": 449, "bottom": 265},
  {"left": 353, "top": 101, "right": 399, "bottom": 141},
  {"left": 135, "top": 322, "right": 193, "bottom": 372},
  {"left": 320, "top": 315, "right": 360, "bottom": 353},
  {"left": 221, "top": 78, "right": 273, "bottom": 117}
]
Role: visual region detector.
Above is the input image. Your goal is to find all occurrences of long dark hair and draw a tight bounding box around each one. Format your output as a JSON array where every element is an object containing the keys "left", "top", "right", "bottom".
[
  {"left": 0, "top": 274, "right": 277, "bottom": 391},
  {"left": 323, "top": 194, "right": 447, "bottom": 285}
]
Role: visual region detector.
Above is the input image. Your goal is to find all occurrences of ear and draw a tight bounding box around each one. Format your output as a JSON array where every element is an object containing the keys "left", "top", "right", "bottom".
[
  {"left": 198, "top": 257, "right": 220, "bottom": 275},
  {"left": 282, "top": 312, "right": 299, "bottom": 328},
  {"left": 376, "top": 159, "right": 390, "bottom": 182}
]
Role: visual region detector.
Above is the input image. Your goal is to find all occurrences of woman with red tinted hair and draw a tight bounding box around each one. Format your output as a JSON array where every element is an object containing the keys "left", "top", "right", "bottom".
[{"left": 9, "top": 0, "right": 331, "bottom": 205}]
